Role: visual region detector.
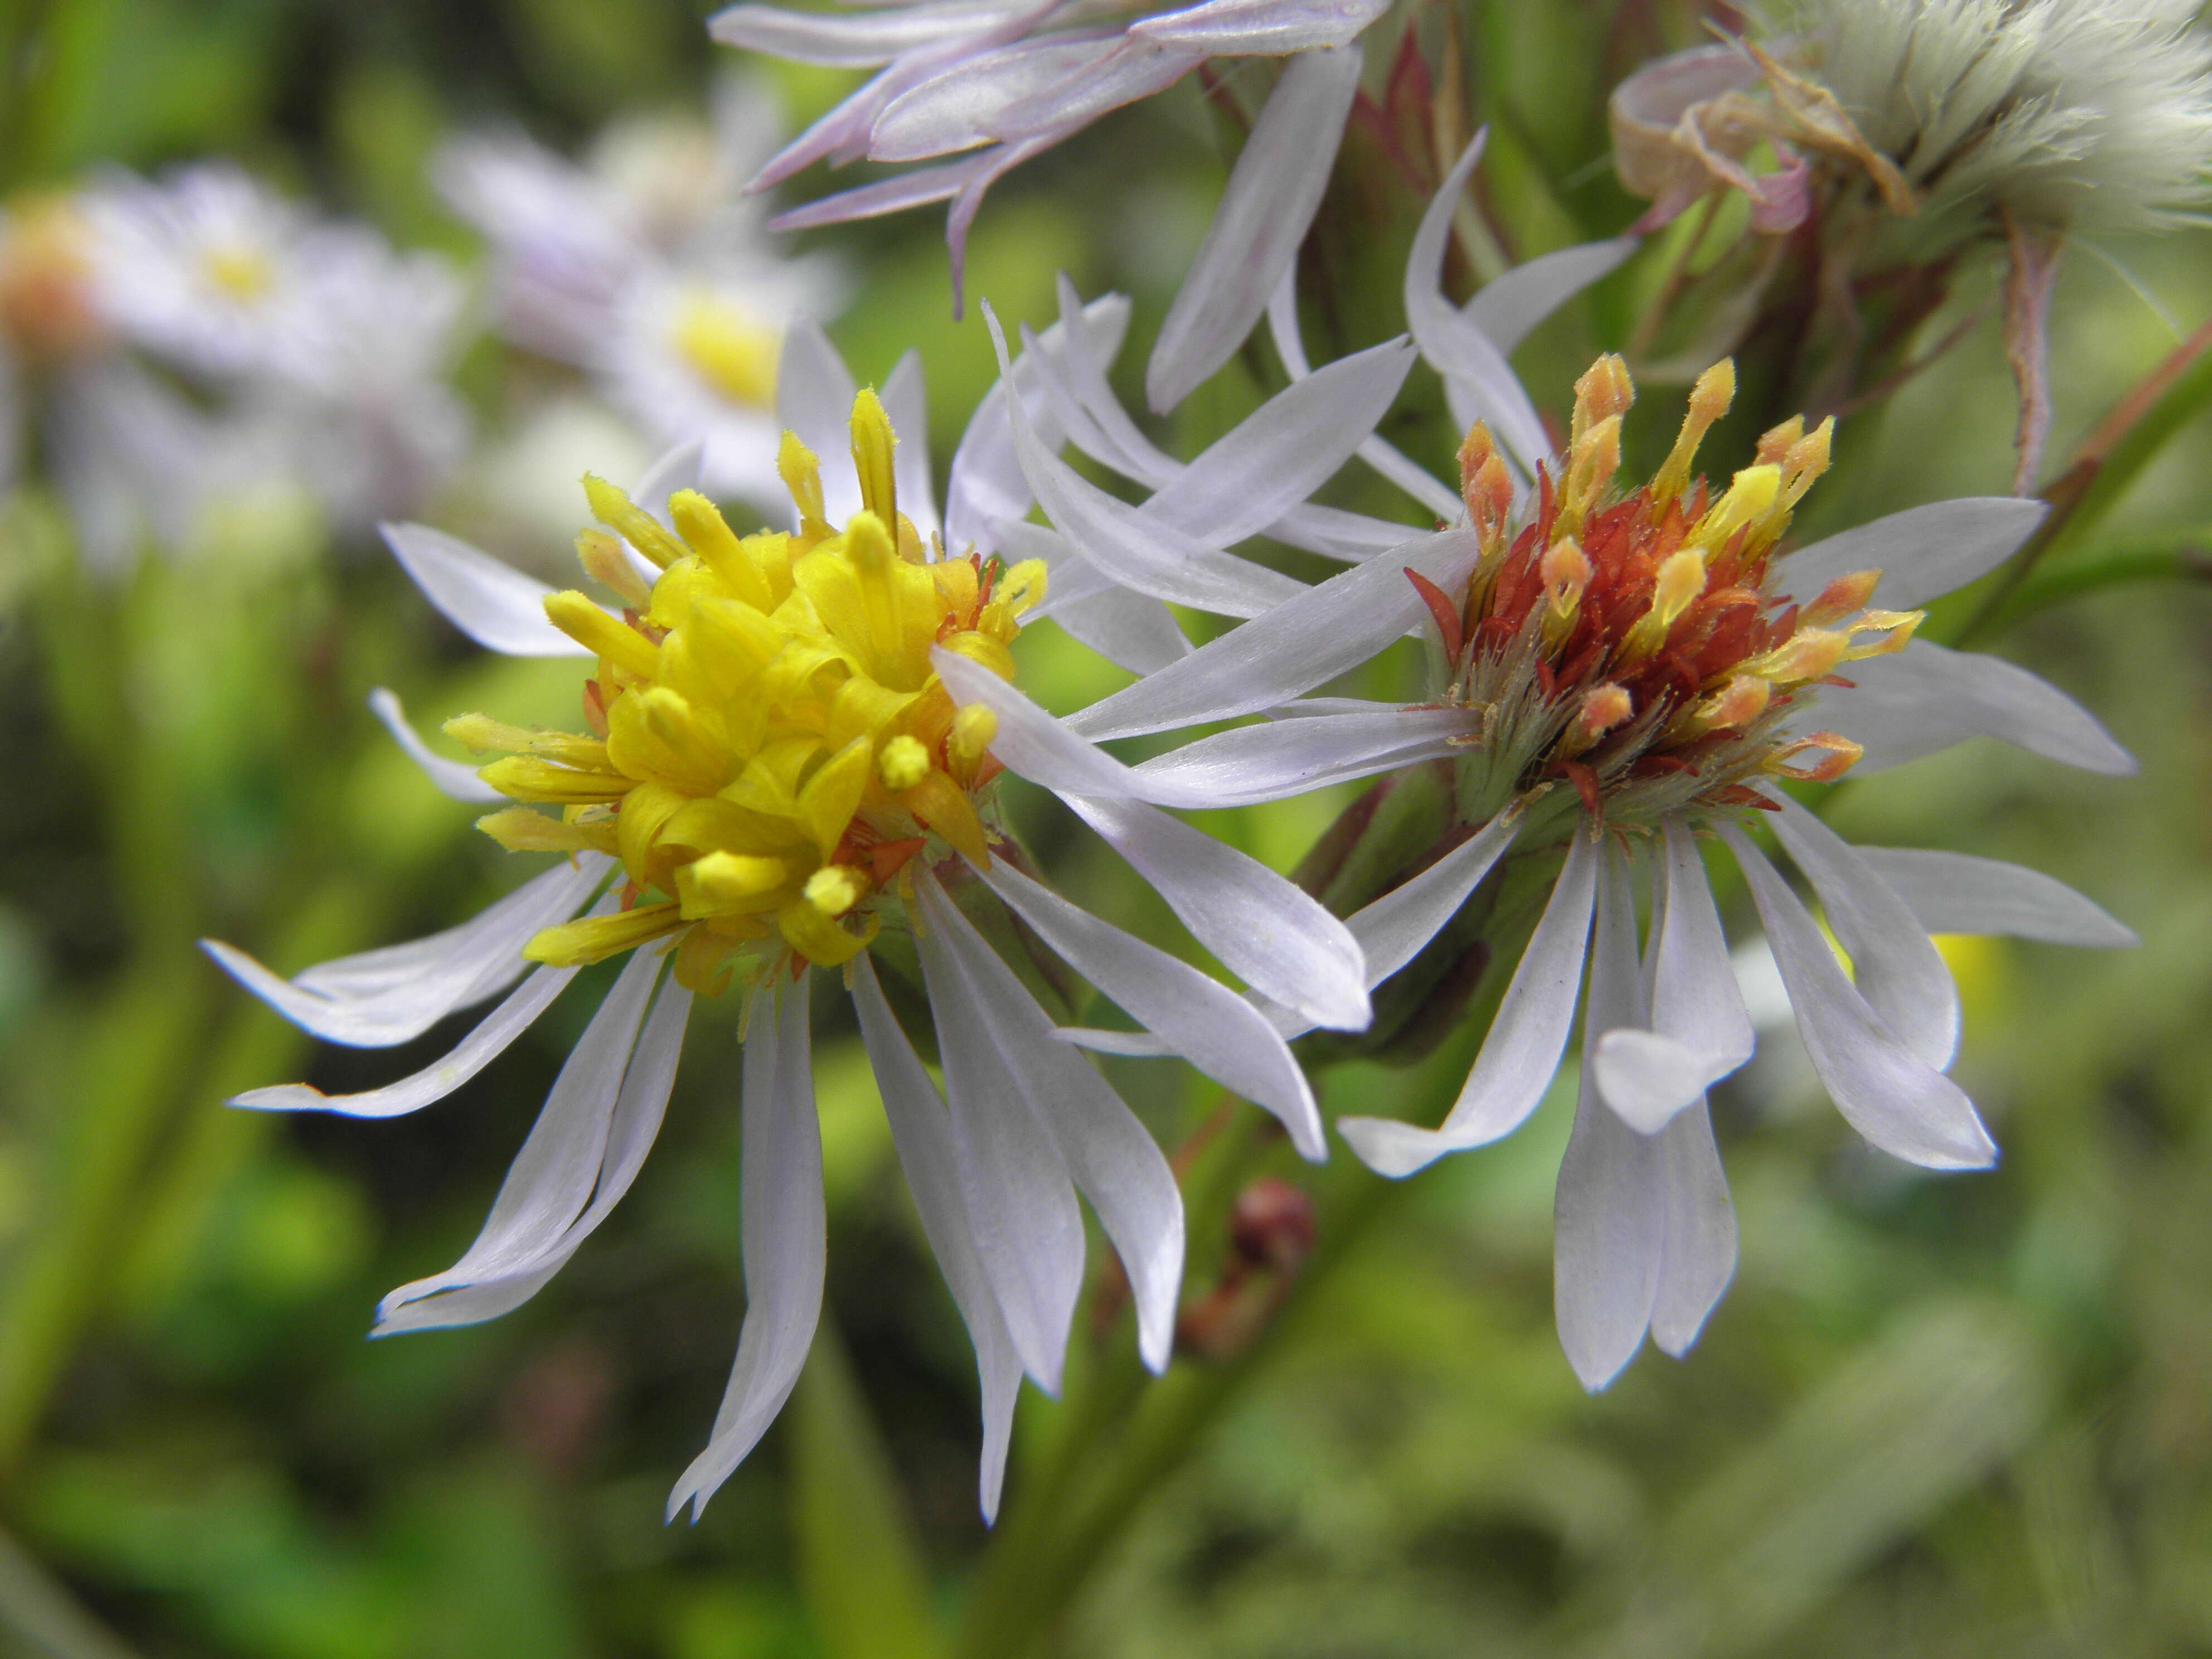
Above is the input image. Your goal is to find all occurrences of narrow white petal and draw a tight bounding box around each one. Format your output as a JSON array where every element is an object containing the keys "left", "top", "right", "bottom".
[
  {"left": 377, "top": 948, "right": 662, "bottom": 1321},
  {"left": 1772, "top": 497, "right": 2046, "bottom": 612},
  {"left": 912, "top": 877, "right": 1086, "bottom": 1391},
  {"left": 1126, "top": 707, "right": 1471, "bottom": 808},
  {"left": 235, "top": 963, "right": 576, "bottom": 1118},
  {"left": 375, "top": 969, "right": 692, "bottom": 1331},
  {"left": 1405, "top": 131, "right": 1551, "bottom": 479},
  {"left": 983, "top": 37, "right": 1195, "bottom": 145},
  {"left": 1648, "top": 1100, "right": 1736, "bottom": 1357},
  {"left": 632, "top": 439, "right": 705, "bottom": 521},
  {"left": 1851, "top": 847, "right": 2137, "bottom": 948},
  {"left": 944, "top": 292, "right": 1131, "bottom": 556},
  {"left": 1554, "top": 842, "right": 1661, "bottom": 1390},
  {"left": 668, "top": 974, "right": 826, "bottom": 1519},
  {"left": 777, "top": 317, "right": 862, "bottom": 524},
  {"left": 767, "top": 152, "right": 982, "bottom": 231},
  {"left": 1343, "top": 806, "right": 1524, "bottom": 992},
  {"left": 1719, "top": 824, "right": 1996, "bottom": 1170},
  {"left": 932, "top": 646, "right": 1157, "bottom": 798},
  {"left": 1063, "top": 526, "right": 1481, "bottom": 741},
  {"left": 1462, "top": 237, "right": 1641, "bottom": 355},
  {"left": 379, "top": 522, "right": 587, "bottom": 658},
  {"left": 977, "top": 857, "right": 1325, "bottom": 1160},
  {"left": 1143, "top": 336, "right": 1417, "bottom": 545},
  {"left": 918, "top": 875, "right": 1185, "bottom": 1374},
  {"left": 1063, "top": 792, "right": 1371, "bottom": 1032},
  {"left": 1130, "top": 0, "right": 1388, "bottom": 54},
  {"left": 877, "top": 348, "right": 940, "bottom": 537},
  {"left": 1593, "top": 817, "right": 1754, "bottom": 1131},
  {"left": 1146, "top": 45, "right": 1364, "bottom": 413},
  {"left": 1049, "top": 585, "right": 1194, "bottom": 675},
  {"left": 1807, "top": 639, "right": 2135, "bottom": 777},
  {"left": 871, "top": 33, "right": 1119, "bottom": 160},
  {"left": 1773, "top": 798, "right": 1959, "bottom": 1071},
  {"left": 203, "top": 855, "right": 612, "bottom": 1047},
  {"left": 367, "top": 687, "right": 505, "bottom": 803},
  {"left": 850, "top": 957, "right": 1021, "bottom": 1521},
  {"left": 707, "top": 0, "right": 1007, "bottom": 66},
  {"left": 1339, "top": 826, "right": 1599, "bottom": 1176}
]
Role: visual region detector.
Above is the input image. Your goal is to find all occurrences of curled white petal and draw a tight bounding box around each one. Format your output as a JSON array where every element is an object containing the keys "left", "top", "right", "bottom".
[
  {"left": 1851, "top": 846, "right": 2137, "bottom": 948},
  {"left": 380, "top": 522, "right": 587, "bottom": 657},
  {"left": 367, "top": 687, "right": 505, "bottom": 803}
]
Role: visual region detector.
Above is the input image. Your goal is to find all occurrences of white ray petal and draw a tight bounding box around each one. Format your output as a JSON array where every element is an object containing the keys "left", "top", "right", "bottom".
[
  {"left": 1593, "top": 817, "right": 1755, "bottom": 1132},
  {"left": 1649, "top": 1100, "right": 1736, "bottom": 1357},
  {"left": 1807, "top": 638, "right": 2134, "bottom": 775},
  {"left": 707, "top": 0, "right": 1009, "bottom": 66},
  {"left": 1063, "top": 526, "right": 1481, "bottom": 741},
  {"left": 1342, "top": 804, "right": 1525, "bottom": 992},
  {"left": 1143, "top": 334, "right": 1417, "bottom": 545},
  {"left": 1850, "top": 847, "right": 2137, "bottom": 948},
  {"left": 1719, "top": 824, "right": 1996, "bottom": 1171},
  {"left": 1462, "top": 237, "right": 1641, "bottom": 355},
  {"left": 204, "top": 855, "right": 612, "bottom": 1047},
  {"left": 944, "top": 292, "right": 1131, "bottom": 556},
  {"left": 1146, "top": 44, "right": 1364, "bottom": 413},
  {"left": 1049, "top": 584, "right": 1194, "bottom": 674},
  {"left": 918, "top": 874, "right": 1185, "bottom": 1374},
  {"left": 1340, "top": 825, "right": 1599, "bottom": 1176},
  {"left": 1554, "top": 842, "right": 1662, "bottom": 1390},
  {"left": 977, "top": 856, "right": 1325, "bottom": 1160},
  {"left": 1772, "top": 497, "right": 2046, "bottom": 611},
  {"left": 1124, "top": 706, "right": 1473, "bottom": 808},
  {"left": 912, "top": 876, "right": 1086, "bottom": 1391},
  {"left": 850, "top": 955, "right": 1021, "bottom": 1521},
  {"left": 1130, "top": 0, "right": 1389, "bottom": 54},
  {"left": 668, "top": 973, "right": 826, "bottom": 1520},
  {"left": 375, "top": 967, "right": 692, "bottom": 1331},
  {"left": 367, "top": 687, "right": 505, "bottom": 803},
  {"left": 632, "top": 439, "right": 705, "bottom": 522},
  {"left": 376, "top": 947, "right": 662, "bottom": 1322},
  {"left": 380, "top": 522, "right": 588, "bottom": 657},
  {"left": 872, "top": 33, "right": 1120, "bottom": 159},
  {"left": 767, "top": 151, "right": 984, "bottom": 230},
  {"left": 1405, "top": 130, "right": 1552, "bottom": 479},
  {"left": 1063, "top": 791, "right": 1370, "bottom": 1032},
  {"left": 1774, "top": 797, "right": 1960, "bottom": 1071}
]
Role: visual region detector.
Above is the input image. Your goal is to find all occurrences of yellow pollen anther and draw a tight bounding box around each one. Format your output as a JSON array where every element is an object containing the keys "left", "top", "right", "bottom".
[
  {"left": 1652, "top": 358, "right": 1735, "bottom": 509},
  {"left": 576, "top": 528, "right": 654, "bottom": 610},
  {"left": 1742, "top": 627, "right": 1849, "bottom": 686},
  {"left": 545, "top": 590, "right": 661, "bottom": 681},
  {"left": 778, "top": 431, "right": 831, "bottom": 539},
  {"left": 1622, "top": 547, "right": 1708, "bottom": 661},
  {"left": 1841, "top": 608, "right": 1923, "bottom": 659},
  {"left": 851, "top": 388, "right": 898, "bottom": 527},
  {"left": 1763, "top": 731, "right": 1862, "bottom": 783},
  {"left": 950, "top": 704, "right": 998, "bottom": 770},
  {"left": 1560, "top": 682, "right": 1634, "bottom": 756},
  {"left": 1754, "top": 415, "right": 1805, "bottom": 468},
  {"left": 1459, "top": 423, "right": 1514, "bottom": 550},
  {"left": 1570, "top": 353, "right": 1636, "bottom": 447},
  {"left": 1690, "top": 674, "right": 1771, "bottom": 735},
  {"left": 804, "top": 865, "right": 869, "bottom": 918},
  {"left": 1558, "top": 415, "right": 1623, "bottom": 538},
  {"left": 669, "top": 490, "right": 774, "bottom": 611},
  {"left": 670, "top": 290, "right": 779, "bottom": 409},
  {"left": 583, "top": 474, "right": 689, "bottom": 570},
  {"left": 678, "top": 851, "right": 788, "bottom": 919},
  {"left": 1690, "top": 463, "right": 1781, "bottom": 553},
  {"left": 1804, "top": 569, "right": 1882, "bottom": 626},
  {"left": 877, "top": 734, "right": 931, "bottom": 793}
]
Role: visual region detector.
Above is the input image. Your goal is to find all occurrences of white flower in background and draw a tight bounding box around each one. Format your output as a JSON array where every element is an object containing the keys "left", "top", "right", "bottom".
[
  {"left": 259, "top": 231, "right": 474, "bottom": 534},
  {"left": 1003, "top": 135, "right": 2138, "bottom": 1389},
  {"left": 205, "top": 323, "right": 1369, "bottom": 1521},
  {"left": 439, "top": 78, "right": 842, "bottom": 505},
  {"left": 716, "top": 0, "right": 1385, "bottom": 403},
  {"left": 79, "top": 163, "right": 334, "bottom": 382}
]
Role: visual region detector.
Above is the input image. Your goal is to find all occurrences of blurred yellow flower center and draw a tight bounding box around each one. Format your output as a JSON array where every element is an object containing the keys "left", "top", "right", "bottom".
[
  {"left": 669, "top": 289, "right": 780, "bottom": 409},
  {"left": 452, "top": 389, "right": 1044, "bottom": 992},
  {"left": 201, "top": 244, "right": 275, "bottom": 300}
]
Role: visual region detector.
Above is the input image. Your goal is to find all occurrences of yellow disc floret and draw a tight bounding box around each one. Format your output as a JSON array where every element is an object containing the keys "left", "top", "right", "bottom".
[{"left": 452, "top": 391, "right": 1047, "bottom": 991}]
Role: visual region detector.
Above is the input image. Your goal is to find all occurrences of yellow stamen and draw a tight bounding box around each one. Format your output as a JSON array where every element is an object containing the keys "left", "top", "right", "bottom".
[
  {"left": 850, "top": 388, "right": 898, "bottom": 527},
  {"left": 576, "top": 528, "right": 655, "bottom": 610},
  {"left": 803, "top": 865, "right": 868, "bottom": 918},
  {"left": 1652, "top": 358, "right": 1735, "bottom": 510},
  {"left": 877, "top": 734, "right": 931, "bottom": 793},
  {"left": 778, "top": 432, "right": 832, "bottom": 540},
  {"left": 581, "top": 474, "right": 689, "bottom": 570},
  {"left": 1803, "top": 569, "right": 1881, "bottom": 627},
  {"left": 1620, "top": 548, "right": 1709, "bottom": 662},
  {"left": 1762, "top": 731, "right": 1862, "bottom": 783},
  {"left": 524, "top": 902, "right": 684, "bottom": 966}
]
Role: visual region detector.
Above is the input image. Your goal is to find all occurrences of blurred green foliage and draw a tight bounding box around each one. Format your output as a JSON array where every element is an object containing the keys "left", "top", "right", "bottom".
[{"left": 1, "top": 1, "right": 2209, "bottom": 1656}]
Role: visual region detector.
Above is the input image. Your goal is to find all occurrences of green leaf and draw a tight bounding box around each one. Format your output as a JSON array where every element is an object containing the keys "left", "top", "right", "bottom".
[{"left": 790, "top": 1324, "right": 944, "bottom": 1659}]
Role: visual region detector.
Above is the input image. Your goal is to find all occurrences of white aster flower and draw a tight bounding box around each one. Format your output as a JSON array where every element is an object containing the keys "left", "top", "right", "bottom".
[
  {"left": 79, "top": 162, "right": 341, "bottom": 382},
  {"left": 1003, "top": 137, "right": 2137, "bottom": 1388},
  {"left": 206, "top": 323, "right": 1369, "bottom": 1520},
  {"left": 439, "top": 79, "right": 841, "bottom": 505},
  {"left": 720, "top": 0, "right": 1385, "bottom": 400}
]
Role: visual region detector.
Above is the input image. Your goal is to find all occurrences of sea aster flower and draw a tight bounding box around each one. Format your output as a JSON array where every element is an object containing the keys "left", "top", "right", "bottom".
[
  {"left": 205, "top": 323, "right": 1367, "bottom": 1519},
  {"left": 1000, "top": 137, "right": 2137, "bottom": 1387},
  {"left": 719, "top": 0, "right": 1385, "bottom": 399},
  {"left": 438, "top": 80, "right": 841, "bottom": 504}
]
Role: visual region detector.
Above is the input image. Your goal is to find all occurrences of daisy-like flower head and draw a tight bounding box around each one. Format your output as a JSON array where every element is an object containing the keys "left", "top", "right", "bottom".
[
  {"left": 207, "top": 323, "right": 1371, "bottom": 1521},
  {"left": 1001, "top": 138, "right": 2138, "bottom": 1390},
  {"left": 722, "top": 0, "right": 1385, "bottom": 399},
  {"left": 440, "top": 81, "right": 842, "bottom": 505},
  {"left": 80, "top": 163, "right": 331, "bottom": 381}
]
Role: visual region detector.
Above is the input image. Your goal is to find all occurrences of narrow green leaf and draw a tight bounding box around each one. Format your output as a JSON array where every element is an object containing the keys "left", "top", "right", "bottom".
[{"left": 790, "top": 1323, "right": 944, "bottom": 1659}]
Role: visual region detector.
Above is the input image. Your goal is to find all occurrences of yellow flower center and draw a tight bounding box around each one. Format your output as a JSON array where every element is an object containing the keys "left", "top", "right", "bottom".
[
  {"left": 453, "top": 389, "right": 1045, "bottom": 993},
  {"left": 201, "top": 244, "right": 275, "bottom": 300},
  {"left": 669, "top": 289, "right": 780, "bottom": 409}
]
